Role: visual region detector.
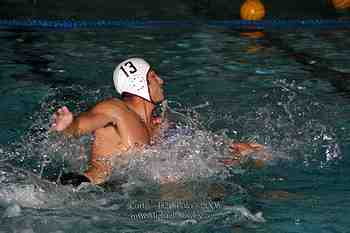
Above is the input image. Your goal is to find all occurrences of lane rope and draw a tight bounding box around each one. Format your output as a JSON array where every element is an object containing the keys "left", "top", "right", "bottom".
[{"left": 0, "top": 19, "right": 349, "bottom": 30}]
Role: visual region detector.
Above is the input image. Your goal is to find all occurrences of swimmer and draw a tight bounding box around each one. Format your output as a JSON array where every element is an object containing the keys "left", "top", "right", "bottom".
[{"left": 50, "top": 57, "right": 266, "bottom": 187}]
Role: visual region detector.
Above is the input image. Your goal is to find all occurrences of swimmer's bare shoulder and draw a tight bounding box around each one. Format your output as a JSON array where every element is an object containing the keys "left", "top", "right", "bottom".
[{"left": 89, "top": 98, "right": 127, "bottom": 117}]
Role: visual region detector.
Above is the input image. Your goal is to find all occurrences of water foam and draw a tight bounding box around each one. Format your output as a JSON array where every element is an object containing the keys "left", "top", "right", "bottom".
[{"left": 121, "top": 127, "right": 232, "bottom": 185}]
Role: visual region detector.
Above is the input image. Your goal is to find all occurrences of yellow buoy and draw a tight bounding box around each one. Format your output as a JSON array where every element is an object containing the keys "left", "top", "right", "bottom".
[
  {"left": 240, "top": 0, "right": 266, "bottom": 20},
  {"left": 332, "top": 0, "right": 350, "bottom": 9}
]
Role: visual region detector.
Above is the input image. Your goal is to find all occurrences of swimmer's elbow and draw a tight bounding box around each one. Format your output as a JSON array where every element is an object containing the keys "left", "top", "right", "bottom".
[{"left": 83, "top": 160, "right": 113, "bottom": 185}]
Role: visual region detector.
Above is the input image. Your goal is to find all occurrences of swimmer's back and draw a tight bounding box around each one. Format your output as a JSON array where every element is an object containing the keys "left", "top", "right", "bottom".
[
  {"left": 84, "top": 98, "right": 153, "bottom": 184},
  {"left": 91, "top": 98, "right": 151, "bottom": 157}
]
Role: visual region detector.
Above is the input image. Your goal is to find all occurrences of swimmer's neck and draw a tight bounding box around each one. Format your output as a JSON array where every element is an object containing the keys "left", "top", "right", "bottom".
[{"left": 123, "top": 96, "right": 156, "bottom": 125}]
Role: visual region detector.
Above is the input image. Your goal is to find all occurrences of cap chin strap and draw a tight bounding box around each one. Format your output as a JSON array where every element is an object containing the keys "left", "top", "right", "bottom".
[{"left": 149, "top": 97, "right": 161, "bottom": 105}]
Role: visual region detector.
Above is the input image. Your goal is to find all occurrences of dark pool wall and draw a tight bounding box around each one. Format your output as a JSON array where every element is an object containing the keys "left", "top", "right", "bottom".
[{"left": 0, "top": 0, "right": 343, "bottom": 20}]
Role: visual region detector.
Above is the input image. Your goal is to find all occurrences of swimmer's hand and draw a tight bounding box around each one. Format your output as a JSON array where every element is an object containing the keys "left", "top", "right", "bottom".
[
  {"left": 223, "top": 142, "right": 268, "bottom": 166},
  {"left": 60, "top": 172, "right": 90, "bottom": 187},
  {"left": 152, "top": 116, "right": 163, "bottom": 125},
  {"left": 151, "top": 116, "right": 170, "bottom": 140},
  {"left": 229, "top": 142, "right": 265, "bottom": 158},
  {"left": 51, "top": 106, "right": 73, "bottom": 132}
]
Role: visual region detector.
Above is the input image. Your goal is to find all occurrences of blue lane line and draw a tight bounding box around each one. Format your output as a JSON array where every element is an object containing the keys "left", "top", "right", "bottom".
[{"left": 0, "top": 19, "right": 349, "bottom": 30}]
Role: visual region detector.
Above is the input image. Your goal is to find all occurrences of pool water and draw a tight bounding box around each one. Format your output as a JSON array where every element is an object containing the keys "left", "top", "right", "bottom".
[{"left": 0, "top": 25, "right": 350, "bottom": 233}]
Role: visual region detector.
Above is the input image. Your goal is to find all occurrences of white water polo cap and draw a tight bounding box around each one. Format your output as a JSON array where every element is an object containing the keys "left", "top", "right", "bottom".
[{"left": 113, "top": 58, "right": 151, "bottom": 101}]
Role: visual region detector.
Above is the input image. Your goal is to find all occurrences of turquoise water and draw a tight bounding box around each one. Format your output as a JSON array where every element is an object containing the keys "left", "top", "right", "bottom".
[{"left": 0, "top": 27, "right": 350, "bottom": 233}]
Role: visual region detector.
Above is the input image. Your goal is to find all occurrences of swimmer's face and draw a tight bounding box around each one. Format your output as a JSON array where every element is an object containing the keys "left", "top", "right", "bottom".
[{"left": 147, "top": 70, "right": 165, "bottom": 104}]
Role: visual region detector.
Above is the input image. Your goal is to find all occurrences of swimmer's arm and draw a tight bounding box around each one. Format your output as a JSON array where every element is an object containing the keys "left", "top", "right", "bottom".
[
  {"left": 52, "top": 101, "right": 119, "bottom": 138},
  {"left": 223, "top": 142, "right": 272, "bottom": 167},
  {"left": 83, "top": 156, "right": 113, "bottom": 185},
  {"left": 66, "top": 102, "right": 119, "bottom": 137}
]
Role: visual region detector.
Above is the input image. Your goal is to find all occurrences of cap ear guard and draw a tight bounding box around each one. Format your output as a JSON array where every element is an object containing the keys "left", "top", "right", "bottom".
[{"left": 113, "top": 58, "right": 151, "bottom": 102}]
